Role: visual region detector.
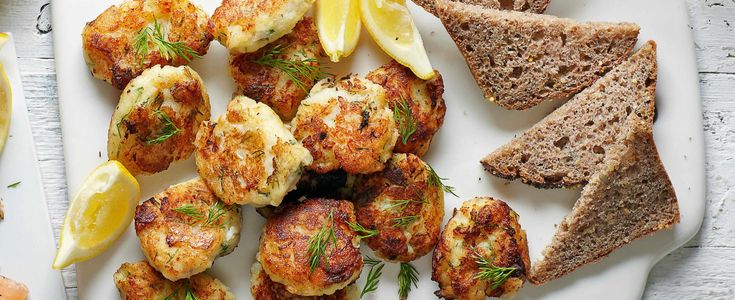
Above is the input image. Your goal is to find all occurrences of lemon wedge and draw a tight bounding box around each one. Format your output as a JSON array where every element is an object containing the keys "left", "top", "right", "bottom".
[
  {"left": 316, "top": 0, "right": 361, "bottom": 62},
  {"left": 0, "top": 32, "right": 11, "bottom": 155},
  {"left": 360, "top": 0, "right": 434, "bottom": 79},
  {"left": 53, "top": 161, "right": 141, "bottom": 269}
]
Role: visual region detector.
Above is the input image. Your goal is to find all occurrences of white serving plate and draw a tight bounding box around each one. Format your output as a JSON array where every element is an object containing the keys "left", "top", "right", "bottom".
[
  {"left": 51, "top": 0, "right": 705, "bottom": 299},
  {"left": 0, "top": 33, "right": 67, "bottom": 300}
]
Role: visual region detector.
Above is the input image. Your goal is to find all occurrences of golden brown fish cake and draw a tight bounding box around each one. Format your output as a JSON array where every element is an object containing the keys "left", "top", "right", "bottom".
[
  {"left": 113, "top": 261, "right": 235, "bottom": 300},
  {"left": 366, "top": 60, "right": 446, "bottom": 157},
  {"left": 194, "top": 96, "right": 313, "bottom": 206},
  {"left": 229, "top": 17, "right": 323, "bottom": 121},
  {"left": 250, "top": 261, "right": 359, "bottom": 300},
  {"left": 432, "top": 197, "right": 530, "bottom": 299},
  {"left": 291, "top": 76, "right": 398, "bottom": 174},
  {"left": 82, "top": 0, "right": 211, "bottom": 89},
  {"left": 258, "top": 199, "right": 362, "bottom": 296},
  {"left": 134, "top": 177, "right": 242, "bottom": 281},
  {"left": 209, "top": 0, "right": 314, "bottom": 53},
  {"left": 109, "top": 65, "right": 210, "bottom": 175},
  {"left": 353, "top": 153, "right": 444, "bottom": 262}
]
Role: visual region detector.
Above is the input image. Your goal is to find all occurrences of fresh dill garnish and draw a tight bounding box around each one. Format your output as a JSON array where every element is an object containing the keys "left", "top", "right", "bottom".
[
  {"left": 145, "top": 110, "right": 181, "bottom": 145},
  {"left": 471, "top": 246, "right": 517, "bottom": 290},
  {"left": 184, "top": 284, "right": 199, "bottom": 300},
  {"left": 397, "top": 262, "right": 419, "bottom": 300},
  {"left": 426, "top": 164, "right": 458, "bottom": 197},
  {"left": 7, "top": 181, "right": 21, "bottom": 188},
  {"left": 133, "top": 17, "right": 201, "bottom": 63},
  {"left": 173, "top": 204, "right": 204, "bottom": 219},
  {"left": 307, "top": 209, "right": 337, "bottom": 273},
  {"left": 360, "top": 256, "right": 384, "bottom": 298},
  {"left": 163, "top": 282, "right": 198, "bottom": 300},
  {"left": 388, "top": 198, "right": 427, "bottom": 213},
  {"left": 347, "top": 221, "right": 378, "bottom": 239},
  {"left": 392, "top": 215, "right": 419, "bottom": 228},
  {"left": 254, "top": 44, "right": 329, "bottom": 91},
  {"left": 204, "top": 201, "right": 227, "bottom": 227},
  {"left": 393, "top": 97, "right": 417, "bottom": 145}
]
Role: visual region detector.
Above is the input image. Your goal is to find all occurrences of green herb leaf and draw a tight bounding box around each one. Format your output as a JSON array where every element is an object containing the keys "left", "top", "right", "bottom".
[
  {"left": 388, "top": 198, "right": 427, "bottom": 213},
  {"left": 393, "top": 97, "right": 417, "bottom": 145},
  {"left": 173, "top": 204, "right": 204, "bottom": 219},
  {"left": 471, "top": 246, "right": 517, "bottom": 290},
  {"left": 184, "top": 284, "right": 199, "bottom": 300},
  {"left": 204, "top": 201, "right": 227, "bottom": 227},
  {"left": 360, "top": 256, "right": 385, "bottom": 298},
  {"left": 254, "top": 44, "right": 329, "bottom": 91},
  {"left": 307, "top": 209, "right": 337, "bottom": 273},
  {"left": 145, "top": 110, "right": 181, "bottom": 145},
  {"left": 347, "top": 221, "right": 378, "bottom": 239},
  {"left": 426, "top": 164, "right": 458, "bottom": 197},
  {"left": 398, "top": 262, "right": 419, "bottom": 300},
  {"left": 133, "top": 17, "right": 201, "bottom": 64},
  {"left": 392, "top": 215, "right": 419, "bottom": 228},
  {"left": 7, "top": 181, "right": 21, "bottom": 188}
]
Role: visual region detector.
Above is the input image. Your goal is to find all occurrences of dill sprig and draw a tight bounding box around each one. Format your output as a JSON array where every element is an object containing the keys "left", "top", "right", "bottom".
[
  {"left": 388, "top": 198, "right": 427, "bottom": 213},
  {"left": 173, "top": 204, "right": 204, "bottom": 219},
  {"left": 146, "top": 110, "right": 181, "bottom": 145},
  {"left": 398, "top": 262, "right": 419, "bottom": 300},
  {"left": 393, "top": 97, "right": 417, "bottom": 145},
  {"left": 254, "top": 44, "right": 329, "bottom": 91},
  {"left": 133, "top": 17, "right": 201, "bottom": 63},
  {"left": 347, "top": 221, "right": 378, "bottom": 239},
  {"left": 7, "top": 181, "right": 20, "bottom": 188},
  {"left": 163, "top": 282, "right": 198, "bottom": 300},
  {"left": 392, "top": 215, "right": 419, "bottom": 228},
  {"left": 184, "top": 284, "right": 198, "bottom": 300},
  {"left": 307, "top": 209, "right": 337, "bottom": 273},
  {"left": 204, "top": 201, "right": 227, "bottom": 227},
  {"left": 360, "top": 256, "right": 384, "bottom": 298},
  {"left": 471, "top": 247, "right": 517, "bottom": 290},
  {"left": 426, "top": 164, "right": 458, "bottom": 197}
]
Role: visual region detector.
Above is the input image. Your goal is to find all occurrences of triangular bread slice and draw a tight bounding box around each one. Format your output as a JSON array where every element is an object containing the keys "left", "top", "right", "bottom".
[
  {"left": 528, "top": 116, "right": 680, "bottom": 285},
  {"left": 413, "top": 0, "right": 550, "bottom": 16},
  {"left": 481, "top": 41, "right": 657, "bottom": 188},
  {"left": 435, "top": 0, "right": 640, "bottom": 110}
]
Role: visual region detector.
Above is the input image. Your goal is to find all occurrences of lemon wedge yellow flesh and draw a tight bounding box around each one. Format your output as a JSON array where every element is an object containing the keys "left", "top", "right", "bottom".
[
  {"left": 0, "top": 33, "right": 11, "bottom": 155},
  {"left": 317, "top": 0, "right": 362, "bottom": 62},
  {"left": 360, "top": 0, "right": 434, "bottom": 79},
  {"left": 53, "top": 161, "right": 141, "bottom": 269}
]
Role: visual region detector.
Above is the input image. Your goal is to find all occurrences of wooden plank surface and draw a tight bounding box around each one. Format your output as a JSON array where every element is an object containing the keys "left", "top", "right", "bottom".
[{"left": 1, "top": 0, "right": 733, "bottom": 299}]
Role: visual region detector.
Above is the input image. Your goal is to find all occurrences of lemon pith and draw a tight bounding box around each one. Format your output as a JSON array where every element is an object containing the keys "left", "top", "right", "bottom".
[
  {"left": 317, "top": 0, "right": 361, "bottom": 62},
  {"left": 0, "top": 62, "right": 11, "bottom": 155}
]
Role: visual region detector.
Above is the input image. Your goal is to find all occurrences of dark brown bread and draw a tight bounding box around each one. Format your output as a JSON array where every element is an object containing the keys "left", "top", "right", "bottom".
[
  {"left": 528, "top": 117, "right": 680, "bottom": 285},
  {"left": 413, "top": 0, "right": 550, "bottom": 16},
  {"left": 435, "top": 0, "right": 640, "bottom": 110},
  {"left": 481, "top": 41, "right": 657, "bottom": 188}
]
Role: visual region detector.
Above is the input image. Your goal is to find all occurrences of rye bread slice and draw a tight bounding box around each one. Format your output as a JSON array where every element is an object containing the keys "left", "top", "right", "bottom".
[
  {"left": 435, "top": 0, "right": 640, "bottom": 110},
  {"left": 481, "top": 41, "right": 657, "bottom": 188},
  {"left": 413, "top": 0, "right": 550, "bottom": 16},
  {"left": 528, "top": 116, "right": 680, "bottom": 285}
]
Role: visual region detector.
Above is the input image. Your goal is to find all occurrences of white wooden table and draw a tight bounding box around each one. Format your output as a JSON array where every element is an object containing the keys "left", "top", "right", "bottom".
[{"left": 1, "top": 1, "right": 733, "bottom": 299}]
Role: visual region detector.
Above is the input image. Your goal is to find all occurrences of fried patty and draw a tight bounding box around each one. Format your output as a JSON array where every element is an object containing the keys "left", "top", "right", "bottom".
[
  {"left": 366, "top": 60, "right": 446, "bottom": 157},
  {"left": 258, "top": 199, "right": 362, "bottom": 296},
  {"left": 109, "top": 65, "right": 210, "bottom": 175},
  {"left": 113, "top": 261, "right": 235, "bottom": 300},
  {"left": 432, "top": 197, "right": 530, "bottom": 299},
  {"left": 134, "top": 177, "right": 242, "bottom": 281},
  {"left": 353, "top": 153, "right": 444, "bottom": 262},
  {"left": 195, "top": 96, "right": 313, "bottom": 207},
  {"left": 229, "top": 17, "right": 323, "bottom": 121},
  {"left": 209, "top": 0, "right": 314, "bottom": 53},
  {"left": 291, "top": 76, "right": 398, "bottom": 174},
  {"left": 82, "top": 0, "right": 211, "bottom": 89},
  {"left": 250, "top": 261, "right": 359, "bottom": 300}
]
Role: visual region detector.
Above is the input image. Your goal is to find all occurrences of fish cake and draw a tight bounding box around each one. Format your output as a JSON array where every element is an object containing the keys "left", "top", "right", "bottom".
[
  {"left": 432, "top": 197, "right": 530, "bottom": 299},
  {"left": 258, "top": 199, "right": 362, "bottom": 296},
  {"left": 113, "top": 261, "right": 235, "bottom": 300},
  {"left": 353, "top": 153, "right": 444, "bottom": 262},
  {"left": 194, "top": 96, "right": 313, "bottom": 206},
  {"left": 134, "top": 177, "right": 242, "bottom": 281},
  {"left": 250, "top": 261, "right": 359, "bottom": 299},
  {"left": 291, "top": 76, "right": 398, "bottom": 174},
  {"left": 109, "top": 65, "right": 210, "bottom": 175},
  {"left": 229, "top": 17, "right": 323, "bottom": 121},
  {"left": 366, "top": 60, "right": 446, "bottom": 157},
  {"left": 209, "top": 0, "right": 314, "bottom": 53},
  {"left": 82, "top": 0, "right": 211, "bottom": 89}
]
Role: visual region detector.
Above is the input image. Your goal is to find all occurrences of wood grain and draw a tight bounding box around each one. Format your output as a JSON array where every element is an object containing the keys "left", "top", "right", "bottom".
[{"left": 0, "top": 0, "right": 732, "bottom": 299}]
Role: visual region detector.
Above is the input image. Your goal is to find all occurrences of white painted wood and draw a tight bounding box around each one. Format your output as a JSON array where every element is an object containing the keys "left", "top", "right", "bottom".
[{"left": 0, "top": 0, "right": 732, "bottom": 299}]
